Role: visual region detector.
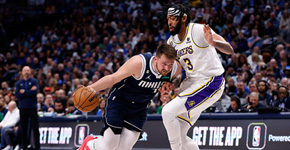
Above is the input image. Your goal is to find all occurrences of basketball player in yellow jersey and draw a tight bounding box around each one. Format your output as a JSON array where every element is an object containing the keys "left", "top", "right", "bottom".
[{"left": 162, "top": 4, "right": 234, "bottom": 150}]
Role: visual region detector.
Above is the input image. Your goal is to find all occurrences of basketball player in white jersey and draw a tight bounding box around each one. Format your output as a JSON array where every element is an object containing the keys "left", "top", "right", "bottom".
[{"left": 162, "top": 4, "right": 233, "bottom": 150}]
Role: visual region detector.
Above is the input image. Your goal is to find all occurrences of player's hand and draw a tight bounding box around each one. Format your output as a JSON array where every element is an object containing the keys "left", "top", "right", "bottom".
[
  {"left": 31, "top": 86, "right": 37, "bottom": 90},
  {"left": 160, "top": 93, "right": 171, "bottom": 103},
  {"left": 203, "top": 24, "right": 214, "bottom": 46},
  {"left": 160, "top": 82, "right": 174, "bottom": 93}
]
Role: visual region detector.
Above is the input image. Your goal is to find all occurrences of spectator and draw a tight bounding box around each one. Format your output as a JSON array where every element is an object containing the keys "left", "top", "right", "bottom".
[
  {"left": 270, "top": 85, "right": 290, "bottom": 112},
  {"left": 37, "top": 93, "right": 48, "bottom": 112},
  {"left": 227, "top": 96, "right": 242, "bottom": 112},
  {"left": 279, "top": 10, "right": 290, "bottom": 30},
  {"left": 254, "top": 72, "right": 263, "bottom": 83},
  {"left": 233, "top": 8, "right": 244, "bottom": 27},
  {"left": 273, "top": 44, "right": 285, "bottom": 61},
  {"left": 44, "top": 94, "right": 54, "bottom": 110},
  {"left": 235, "top": 32, "right": 249, "bottom": 53},
  {"left": 2, "top": 121, "right": 20, "bottom": 150},
  {"left": 260, "top": 65, "right": 268, "bottom": 80},
  {"left": 4, "top": 95, "right": 11, "bottom": 105},
  {"left": 215, "top": 91, "right": 231, "bottom": 112},
  {"left": 43, "top": 86, "right": 52, "bottom": 96},
  {"left": 283, "top": 66, "right": 290, "bottom": 78},
  {"left": 280, "top": 28, "right": 290, "bottom": 51},
  {"left": 0, "top": 98, "right": 8, "bottom": 117},
  {"left": 247, "top": 29, "right": 261, "bottom": 49},
  {"left": 270, "top": 81, "right": 279, "bottom": 100},
  {"left": 279, "top": 58, "right": 288, "bottom": 78},
  {"left": 225, "top": 77, "right": 236, "bottom": 96},
  {"left": 257, "top": 80, "right": 273, "bottom": 106},
  {"left": 15, "top": 66, "right": 40, "bottom": 150},
  {"left": 235, "top": 80, "right": 249, "bottom": 105},
  {"left": 248, "top": 52, "right": 262, "bottom": 73},
  {"left": 0, "top": 101, "right": 19, "bottom": 150},
  {"left": 249, "top": 81, "right": 258, "bottom": 93},
  {"left": 269, "top": 58, "right": 281, "bottom": 79},
  {"left": 244, "top": 92, "right": 266, "bottom": 112},
  {"left": 243, "top": 70, "right": 253, "bottom": 85},
  {"left": 54, "top": 100, "right": 65, "bottom": 116},
  {"left": 1, "top": 81, "right": 11, "bottom": 96},
  {"left": 281, "top": 77, "right": 288, "bottom": 87},
  {"left": 265, "top": 12, "right": 280, "bottom": 36},
  {"left": 96, "top": 99, "right": 106, "bottom": 115},
  {"left": 65, "top": 99, "right": 81, "bottom": 116},
  {"left": 236, "top": 54, "right": 249, "bottom": 68}
]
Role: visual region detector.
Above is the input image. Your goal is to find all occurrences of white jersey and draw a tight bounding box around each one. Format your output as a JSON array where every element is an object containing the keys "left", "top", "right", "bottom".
[{"left": 167, "top": 23, "right": 224, "bottom": 79}]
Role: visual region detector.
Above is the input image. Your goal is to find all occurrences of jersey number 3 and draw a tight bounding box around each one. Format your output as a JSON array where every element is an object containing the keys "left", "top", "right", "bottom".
[{"left": 183, "top": 58, "right": 193, "bottom": 71}]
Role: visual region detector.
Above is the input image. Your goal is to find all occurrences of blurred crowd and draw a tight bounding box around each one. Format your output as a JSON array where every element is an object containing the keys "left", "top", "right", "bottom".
[{"left": 0, "top": 0, "right": 289, "bottom": 119}]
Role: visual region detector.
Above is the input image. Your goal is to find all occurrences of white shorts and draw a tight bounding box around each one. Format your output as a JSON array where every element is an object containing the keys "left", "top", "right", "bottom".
[{"left": 174, "top": 75, "right": 225, "bottom": 126}]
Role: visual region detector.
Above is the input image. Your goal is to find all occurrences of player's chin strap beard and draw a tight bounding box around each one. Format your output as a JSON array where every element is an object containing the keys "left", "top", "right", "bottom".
[{"left": 170, "top": 21, "right": 181, "bottom": 36}]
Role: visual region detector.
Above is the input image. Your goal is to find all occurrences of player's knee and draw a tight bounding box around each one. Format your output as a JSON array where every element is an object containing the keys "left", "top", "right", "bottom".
[
  {"left": 110, "top": 126, "right": 122, "bottom": 135},
  {"left": 161, "top": 105, "right": 174, "bottom": 122}
]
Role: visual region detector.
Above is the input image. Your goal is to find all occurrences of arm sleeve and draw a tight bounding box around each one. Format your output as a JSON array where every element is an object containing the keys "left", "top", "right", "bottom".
[{"left": 15, "top": 82, "right": 23, "bottom": 99}]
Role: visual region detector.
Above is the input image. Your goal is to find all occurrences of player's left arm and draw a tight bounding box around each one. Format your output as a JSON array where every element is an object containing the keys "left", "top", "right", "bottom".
[
  {"left": 203, "top": 24, "right": 233, "bottom": 55},
  {"left": 171, "top": 61, "right": 182, "bottom": 88},
  {"left": 159, "top": 61, "right": 182, "bottom": 96}
]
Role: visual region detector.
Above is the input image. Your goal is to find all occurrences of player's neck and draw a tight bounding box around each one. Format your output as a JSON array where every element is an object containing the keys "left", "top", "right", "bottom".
[{"left": 178, "top": 25, "right": 187, "bottom": 41}]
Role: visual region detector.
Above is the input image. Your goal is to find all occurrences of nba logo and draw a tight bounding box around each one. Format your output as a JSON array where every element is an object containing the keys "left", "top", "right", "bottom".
[
  {"left": 252, "top": 126, "right": 260, "bottom": 147},
  {"left": 74, "top": 124, "right": 90, "bottom": 147},
  {"left": 78, "top": 127, "right": 85, "bottom": 144},
  {"left": 246, "top": 123, "right": 267, "bottom": 150}
]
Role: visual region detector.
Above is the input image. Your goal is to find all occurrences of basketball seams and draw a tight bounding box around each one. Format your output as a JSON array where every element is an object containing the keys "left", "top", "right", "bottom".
[
  {"left": 78, "top": 87, "right": 84, "bottom": 105},
  {"left": 82, "top": 97, "right": 99, "bottom": 109},
  {"left": 73, "top": 87, "right": 99, "bottom": 112},
  {"left": 79, "top": 87, "right": 95, "bottom": 107}
]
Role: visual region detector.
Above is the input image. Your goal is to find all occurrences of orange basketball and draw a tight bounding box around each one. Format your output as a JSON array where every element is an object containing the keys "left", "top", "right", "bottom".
[{"left": 73, "top": 86, "right": 100, "bottom": 112}]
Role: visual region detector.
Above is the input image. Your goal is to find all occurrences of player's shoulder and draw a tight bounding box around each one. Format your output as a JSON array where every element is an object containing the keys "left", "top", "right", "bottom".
[
  {"left": 190, "top": 23, "right": 209, "bottom": 48},
  {"left": 129, "top": 54, "right": 151, "bottom": 66},
  {"left": 191, "top": 23, "right": 204, "bottom": 33}
]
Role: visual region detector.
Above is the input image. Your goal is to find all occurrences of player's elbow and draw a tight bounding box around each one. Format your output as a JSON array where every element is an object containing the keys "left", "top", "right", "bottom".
[{"left": 227, "top": 46, "right": 234, "bottom": 55}]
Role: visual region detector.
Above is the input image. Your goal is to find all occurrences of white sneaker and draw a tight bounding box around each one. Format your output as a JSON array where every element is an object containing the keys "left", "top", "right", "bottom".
[
  {"left": 14, "top": 145, "right": 20, "bottom": 150},
  {"left": 3, "top": 145, "right": 13, "bottom": 150}
]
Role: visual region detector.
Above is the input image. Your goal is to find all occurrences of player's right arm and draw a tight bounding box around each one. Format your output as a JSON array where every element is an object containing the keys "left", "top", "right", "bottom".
[{"left": 88, "top": 55, "right": 143, "bottom": 92}]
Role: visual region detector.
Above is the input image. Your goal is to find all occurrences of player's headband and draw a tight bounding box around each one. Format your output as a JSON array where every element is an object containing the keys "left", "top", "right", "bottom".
[{"left": 167, "top": 7, "right": 187, "bottom": 16}]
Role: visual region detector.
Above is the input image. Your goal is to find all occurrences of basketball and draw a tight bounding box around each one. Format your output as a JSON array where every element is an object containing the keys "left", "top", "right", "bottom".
[{"left": 73, "top": 86, "right": 100, "bottom": 112}]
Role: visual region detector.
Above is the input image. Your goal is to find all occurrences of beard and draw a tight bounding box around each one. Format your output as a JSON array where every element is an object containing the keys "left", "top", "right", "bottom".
[
  {"left": 169, "top": 21, "right": 182, "bottom": 36},
  {"left": 156, "top": 65, "right": 169, "bottom": 76}
]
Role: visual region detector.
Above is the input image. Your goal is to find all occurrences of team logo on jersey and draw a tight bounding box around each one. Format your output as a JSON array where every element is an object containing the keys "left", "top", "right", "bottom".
[
  {"left": 146, "top": 75, "right": 151, "bottom": 80},
  {"left": 186, "top": 37, "right": 191, "bottom": 44},
  {"left": 187, "top": 100, "right": 195, "bottom": 107},
  {"left": 177, "top": 46, "right": 194, "bottom": 59}
]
